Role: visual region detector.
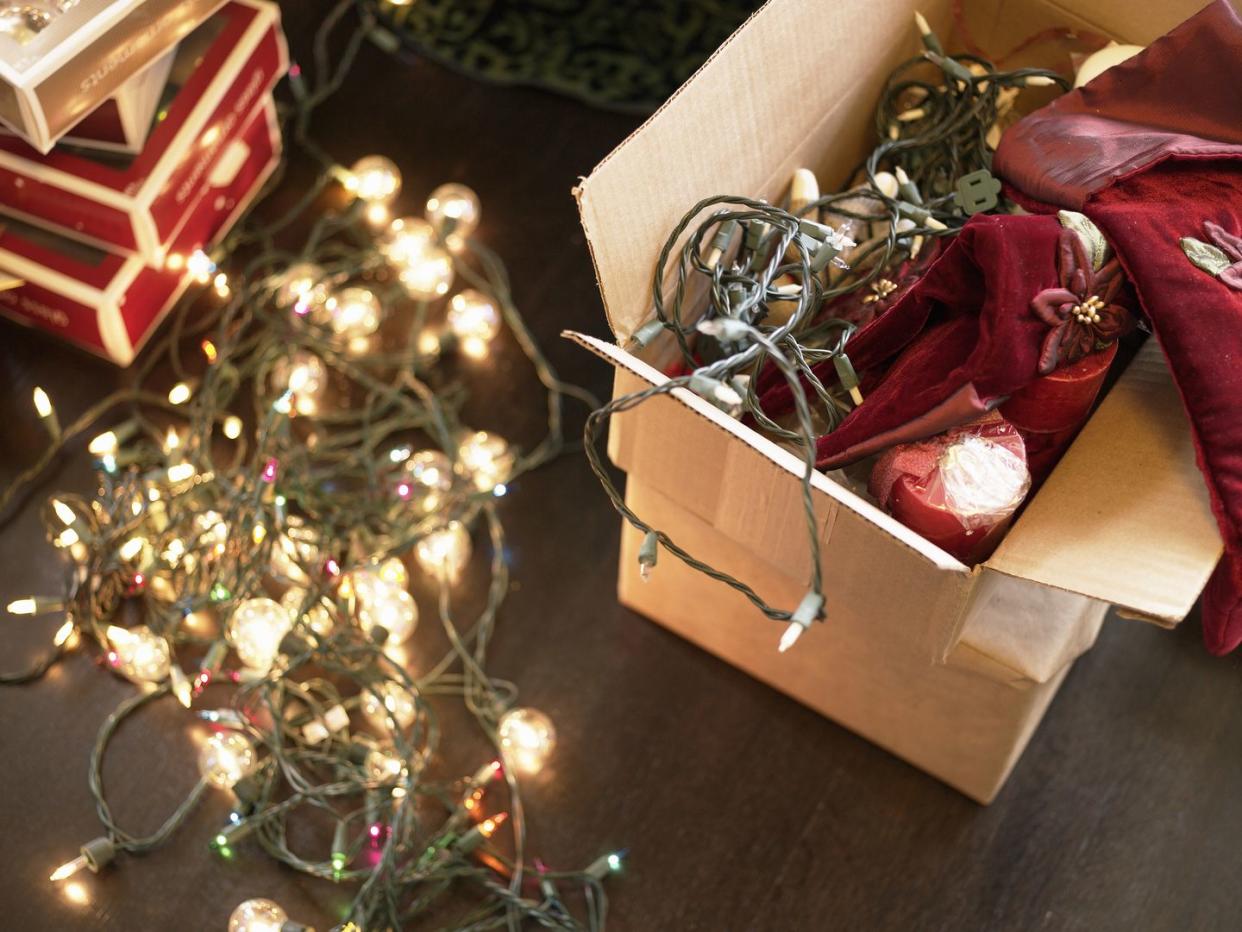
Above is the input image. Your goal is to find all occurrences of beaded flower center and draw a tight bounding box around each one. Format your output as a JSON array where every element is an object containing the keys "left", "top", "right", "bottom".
[{"left": 1072, "top": 294, "right": 1104, "bottom": 324}]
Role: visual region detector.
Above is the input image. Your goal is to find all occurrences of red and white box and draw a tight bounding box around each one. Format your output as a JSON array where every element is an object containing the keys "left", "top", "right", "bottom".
[
  {"left": 0, "top": 0, "right": 286, "bottom": 263},
  {"left": 57, "top": 46, "right": 176, "bottom": 155},
  {"left": 0, "top": 0, "right": 224, "bottom": 154},
  {"left": 0, "top": 97, "right": 279, "bottom": 364}
]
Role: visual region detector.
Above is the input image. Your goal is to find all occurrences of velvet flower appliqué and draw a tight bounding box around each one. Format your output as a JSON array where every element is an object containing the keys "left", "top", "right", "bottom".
[
  {"left": 1031, "top": 228, "right": 1133, "bottom": 376},
  {"left": 1181, "top": 221, "right": 1242, "bottom": 290}
]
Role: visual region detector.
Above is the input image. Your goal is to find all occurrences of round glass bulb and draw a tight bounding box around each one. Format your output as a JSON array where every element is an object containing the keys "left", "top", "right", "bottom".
[
  {"left": 375, "top": 556, "right": 409, "bottom": 589},
  {"left": 403, "top": 450, "right": 454, "bottom": 510},
  {"left": 380, "top": 216, "right": 436, "bottom": 268},
  {"left": 108, "top": 625, "right": 170, "bottom": 682},
  {"left": 362, "top": 681, "right": 418, "bottom": 730},
  {"left": 352, "top": 569, "right": 418, "bottom": 642},
  {"left": 447, "top": 289, "right": 501, "bottom": 346},
  {"left": 498, "top": 707, "right": 556, "bottom": 775},
  {"left": 327, "top": 286, "right": 382, "bottom": 339},
  {"left": 280, "top": 587, "right": 334, "bottom": 637},
  {"left": 414, "top": 521, "right": 472, "bottom": 581},
  {"left": 398, "top": 246, "right": 454, "bottom": 300},
  {"left": 270, "top": 518, "right": 320, "bottom": 585},
  {"left": 200, "top": 732, "right": 257, "bottom": 789},
  {"left": 275, "top": 262, "right": 330, "bottom": 313},
  {"left": 364, "top": 746, "right": 407, "bottom": 783},
  {"left": 226, "top": 597, "right": 292, "bottom": 671},
  {"left": 347, "top": 155, "right": 401, "bottom": 204},
  {"left": 458, "top": 431, "right": 514, "bottom": 492},
  {"left": 228, "top": 897, "right": 287, "bottom": 932},
  {"left": 270, "top": 351, "right": 326, "bottom": 416},
  {"left": 425, "top": 183, "right": 480, "bottom": 243}
]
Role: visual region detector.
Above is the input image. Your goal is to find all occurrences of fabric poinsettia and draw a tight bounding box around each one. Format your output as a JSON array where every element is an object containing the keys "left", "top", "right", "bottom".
[
  {"left": 1031, "top": 232, "right": 1130, "bottom": 375},
  {"left": 994, "top": 0, "right": 1242, "bottom": 654}
]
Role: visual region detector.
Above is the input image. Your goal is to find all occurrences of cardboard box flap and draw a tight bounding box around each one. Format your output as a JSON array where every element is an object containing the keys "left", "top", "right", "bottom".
[
  {"left": 574, "top": 0, "right": 931, "bottom": 342},
  {"left": 986, "top": 340, "right": 1221, "bottom": 624},
  {"left": 566, "top": 329, "right": 968, "bottom": 574}
]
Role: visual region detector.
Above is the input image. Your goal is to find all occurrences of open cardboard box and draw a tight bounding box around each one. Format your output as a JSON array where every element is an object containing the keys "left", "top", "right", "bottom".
[{"left": 568, "top": 0, "right": 1225, "bottom": 802}]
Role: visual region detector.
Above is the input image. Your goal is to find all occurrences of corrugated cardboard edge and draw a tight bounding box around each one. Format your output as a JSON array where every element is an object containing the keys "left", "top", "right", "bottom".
[{"left": 565, "top": 328, "right": 969, "bottom": 574}]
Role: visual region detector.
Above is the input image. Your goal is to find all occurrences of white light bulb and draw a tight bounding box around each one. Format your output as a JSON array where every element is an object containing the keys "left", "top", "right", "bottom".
[
  {"left": 271, "top": 351, "right": 327, "bottom": 416},
  {"left": 458, "top": 431, "right": 514, "bottom": 492},
  {"left": 398, "top": 246, "right": 454, "bottom": 300},
  {"left": 269, "top": 517, "right": 320, "bottom": 585},
  {"left": 223, "top": 415, "right": 243, "bottom": 440},
  {"left": 425, "top": 182, "right": 481, "bottom": 246},
  {"left": 167, "top": 382, "right": 193, "bottom": 405},
  {"left": 497, "top": 707, "right": 556, "bottom": 775},
  {"left": 228, "top": 897, "right": 286, "bottom": 932},
  {"left": 414, "top": 521, "right": 472, "bottom": 581},
  {"left": 364, "top": 746, "right": 407, "bottom": 783},
  {"left": 32, "top": 386, "right": 52, "bottom": 418},
  {"left": 447, "top": 289, "right": 500, "bottom": 355},
  {"left": 375, "top": 556, "right": 409, "bottom": 589},
  {"left": 275, "top": 262, "right": 330, "bottom": 314},
  {"left": 362, "top": 681, "right": 419, "bottom": 730},
  {"left": 200, "top": 732, "right": 257, "bottom": 789},
  {"left": 347, "top": 155, "right": 402, "bottom": 204},
  {"left": 226, "top": 598, "right": 292, "bottom": 672},
  {"left": 380, "top": 216, "right": 436, "bottom": 268},
  {"left": 327, "top": 286, "right": 382, "bottom": 340},
  {"left": 106, "top": 625, "right": 170, "bottom": 683},
  {"left": 280, "top": 587, "right": 334, "bottom": 637},
  {"left": 194, "top": 510, "right": 229, "bottom": 556},
  {"left": 402, "top": 450, "right": 454, "bottom": 510},
  {"left": 351, "top": 569, "right": 418, "bottom": 642}
]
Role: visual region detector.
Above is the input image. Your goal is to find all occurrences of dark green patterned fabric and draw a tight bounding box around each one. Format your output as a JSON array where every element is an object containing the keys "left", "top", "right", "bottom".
[{"left": 373, "top": 0, "right": 763, "bottom": 113}]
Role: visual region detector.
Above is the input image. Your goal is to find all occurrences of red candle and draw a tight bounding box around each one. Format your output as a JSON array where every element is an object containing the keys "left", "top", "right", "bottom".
[{"left": 870, "top": 413, "right": 1030, "bottom": 564}]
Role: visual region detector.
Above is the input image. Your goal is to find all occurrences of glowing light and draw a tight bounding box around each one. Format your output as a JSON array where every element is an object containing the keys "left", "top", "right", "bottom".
[
  {"left": 51, "top": 498, "right": 76, "bottom": 526},
  {"left": 365, "top": 202, "right": 389, "bottom": 226},
  {"left": 6, "top": 598, "right": 36, "bottom": 615},
  {"left": 414, "top": 521, "right": 472, "bottom": 581},
  {"left": 62, "top": 881, "right": 89, "bottom": 905},
  {"left": 201, "top": 339, "right": 218, "bottom": 363},
  {"left": 403, "top": 450, "right": 454, "bottom": 510},
  {"left": 163, "top": 427, "right": 181, "bottom": 453},
  {"left": 187, "top": 249, "right": 216, "bottom": 284},
  {"left": 458, "top": 431, "right": 514, "bottom": 492},
  {"left": 227, "top": 898, "right": 287, "bottom": 932},
  {"left": 379, "top": 216, "right": 435, "bottom": 267},
  {"left": 275, "top": 262, "right": 330, "bottom": 313},
  {"left": 261, "top": 458, "right": 278, "bottom": 483},
  {"left": 376, "top": 556, "right": 409, "bottom": 589},
  {"left": 270, "top": 518, "right": 320, "bottom": 584},
  {"left": 280, "top": 587, "right": 334, "bottom": 637},
  {"left": 213, "top": 273, "right": 231, "bottom": 298},
  {"left": 398, "top": 246, "right": 454, "bottom": 299},
  {"left": 167, "top": 382, "right": 193, "bottom": 405},
  {"left": 326, "top": 287, "right": 382, "bottom": 341},
  {"left": 53, "top": 620, "right": 76, "bottom": 647},
  {"left": 170, "top": 664, "right": 193, "bottom": 708},
  {"left": 32, "top": 386, "right": 52, "bottom": 418},
  {"left": 89, "top": 431, "right": 118, "bottom": 456},
  {"left": 447, "top": 290, "right": 501, "bottom": 350},
  {"left": 226, "top": 597, "right": 292, "bottom": 671},
  {"left": 351, "top": 569, "right": 418, "bottom": 642},
  {"left": 425, "top": 182, "right": 480, "bottom": 247},
  {"left": 199, "top": 732, "right": 257, "bottom": 789},
  {"left": 50, "top": 857, "right": 86, "bottom": 882},
  {"left": 364, "top": 746, "right": 407, "bottom": 782},
  {"left": 270, "top": 351, "right": 326, "bottom": 416},
  {"left": 362, "top": 681, "right": 418, "bottom": 730},
  {"left": 223, "top": 416, "right": 243, "bottom": 440},
  {"left": 106, "top": 625, "right": 171, "bottom": 683},
  {"left": 167, "top": 463, "right": 196, "bottom": 483},
  {"left": 118, "top": 537, "right": 146, "bottom": 562},
  {"left": 346, "top": 155, "right": 401, "bottom": 204},
  {"left": 497, "top": 707, "right": 556, "bottom": 775},
  {"left": 477, "top": 812, "right": 507, "bottom": 838}
]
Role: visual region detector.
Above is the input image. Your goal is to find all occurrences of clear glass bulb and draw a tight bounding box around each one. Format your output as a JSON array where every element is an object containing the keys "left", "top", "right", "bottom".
[
  {"left": 280, "top": 587, "right": 334, "bottom": 637},
  {"left": 275, "top": 262, "right": 330, "bottom": 314},
  {"left": 447, "top": 289, "right": 500, "bottom": 357},
  {"left": 497, "top": 707, "right": 556, "bottom": 775},
  {"left": 228, "top": 897, "right": 286, "bottom": 932},
  {"left": 347, "top": 155, "right": 401, "bottom": 204},
  {"left": 364, "top": 746, "right": 407, "bottom": 783},
  {"left": 107, "top": 625, "right": 170, "bottom": 683},
  {"left": 270, "top": 351, "right": 327, "bottom": 416},
  {"left": 226, "top": 598, "right": 292, "bottom": 672},
  {"left": 398, "top": 246, "right": 454, "bottom": 300},
  {"left": 270, "top": 518, "right": 320, "bottom": 585},
  {"left": 200, "top": 732, "right": 257, "bottom": 789},
  {"left": 458, "top": 431, "right": 514, "bottom": 492},
  {"left": 195, "top": 510, "right": 229, "bottom": 556},
  {"left": 375, "top": 556, "right": 409, "bottom": 589},
  {"left": 380, "top": 216, "right": 436, "bottom": 268},
  {"left": 327, "top": 287, "right": 382, "bottom": 339},
  {"left": 415, "top": 521, "right": 472, "bottom": 581},
  {"left": 425, "top": 183, "right": 480, "bottom": 245},
  {"left": 351, "top": 569, "right": 418, "bottom": 642},
  {"left": 362, "top": 681, "right": 419, "bottom": 730},
  {"left": 403, "top": 450, "right": 454, "bottom": 510}
]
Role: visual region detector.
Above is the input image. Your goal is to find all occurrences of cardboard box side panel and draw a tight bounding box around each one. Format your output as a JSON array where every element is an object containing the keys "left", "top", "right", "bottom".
[
  {"left": 990, "top": 0, "right": 1228, "bottom": 48},
  {"left": 0, "top": 280, "right": 106, "bottom": 356},
  {"left": 988, "top": 341, "right": 1220, "bottom": 623},
  {"left": 576, "top": 0, "right": 954, "bottom": 341},
  {"left": 0, "top": 169, "right": 138, "bottom": 252},
  {"left": 620, "top": 478, "right": 1064, "bottom": 804}
]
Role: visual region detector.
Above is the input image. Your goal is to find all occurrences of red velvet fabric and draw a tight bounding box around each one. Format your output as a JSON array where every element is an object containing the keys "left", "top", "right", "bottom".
[{"left": 994, "top": 0, "right": 1242, "bottom": 654}]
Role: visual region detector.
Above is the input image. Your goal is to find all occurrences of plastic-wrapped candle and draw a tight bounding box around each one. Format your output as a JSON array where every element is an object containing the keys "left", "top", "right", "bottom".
[{"left": 869, "top": 413, "right": 1030, "bottom": 565}]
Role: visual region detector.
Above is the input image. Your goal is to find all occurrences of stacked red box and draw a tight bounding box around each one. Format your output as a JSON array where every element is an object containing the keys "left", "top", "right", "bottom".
[{"left": 0, "top": 0, "right": 287, "bottom": 363}]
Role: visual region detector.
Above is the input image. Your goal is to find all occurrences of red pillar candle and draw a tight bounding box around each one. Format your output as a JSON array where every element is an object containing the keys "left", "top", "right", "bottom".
[
  {"left": 869, "top": 413, "right": 1030, "bottom": 565},
  {"left": 999, "top": 342, "right": 1118, "bottom": 489}
]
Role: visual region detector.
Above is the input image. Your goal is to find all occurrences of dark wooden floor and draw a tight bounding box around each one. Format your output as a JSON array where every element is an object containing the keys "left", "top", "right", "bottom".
[{"left": 2, "top": 6, "right": 1241, "bottom": 931}]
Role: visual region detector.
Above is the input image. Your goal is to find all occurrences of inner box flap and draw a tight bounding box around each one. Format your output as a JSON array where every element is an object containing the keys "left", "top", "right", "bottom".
[{"left": 986, "top": 340, "right": 1220, "bottom": 624}]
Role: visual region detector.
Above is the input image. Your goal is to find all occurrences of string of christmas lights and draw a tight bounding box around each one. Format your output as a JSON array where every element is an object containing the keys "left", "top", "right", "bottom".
[
  {"left": 1, "top": 3, "right": 622, "bottom": 930},
  {"left": 583, "top": 14, "right": 1070, "bottom": 652}
]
